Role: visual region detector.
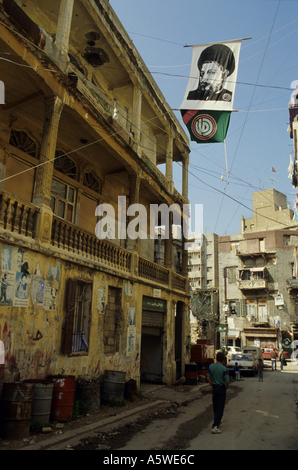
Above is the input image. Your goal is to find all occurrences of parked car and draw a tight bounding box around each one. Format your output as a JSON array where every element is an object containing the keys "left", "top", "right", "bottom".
[
  {"left": 242, "top": 346, "right": 263, "bottom": 364},
  {"left": 262, "top": 348, "right": 291, "bottom": 361},
  {"left": 227, "top": 346, "right": 242, "bottom": 355},
  {"left": 227, "top": 346, "right": 242, "bottom": 364},
  {"left": 262, "top": 348, "right": 276, "bottom": 361},
  {"left": 227, "top": 353, "right": 258, "bottom": 377}
]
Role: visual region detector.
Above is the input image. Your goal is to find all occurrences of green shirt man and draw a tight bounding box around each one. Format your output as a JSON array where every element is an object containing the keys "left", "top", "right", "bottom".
[{"left": 207, "top": 352, "right": 230, "bottom": 434}]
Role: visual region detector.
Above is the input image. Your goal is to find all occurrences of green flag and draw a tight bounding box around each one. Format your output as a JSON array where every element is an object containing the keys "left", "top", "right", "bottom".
[{"left": 181, "top": 109, "right": 231, "bottom": 144}]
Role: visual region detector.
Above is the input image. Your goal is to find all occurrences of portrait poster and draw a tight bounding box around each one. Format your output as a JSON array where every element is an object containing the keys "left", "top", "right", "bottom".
[
  {"left": 180, "top": 40, "right": 242, "bottom": 143},
  {"left": 14, "top": 272, "right": 31, "bottom": 307},
  {"left": 0, "top": 271, "right": 14, "bottom": 306},
  {"left": 1, "top": 245, "right": 12, "bottom": 271},
  {"left": 97, "top": 279, "right": 106, "bottom": 314},
  {"left": 12, "top": 247, "right": 29, "bottom": 273},
  {"left": 44, "top": 280, "right": 57, "bottom": 311},
  {"left": 127, "top": 326, "right": 136, "bottom": 356},
  {"left": 31, "top": 275, "right": 45, "bottom": 309}
]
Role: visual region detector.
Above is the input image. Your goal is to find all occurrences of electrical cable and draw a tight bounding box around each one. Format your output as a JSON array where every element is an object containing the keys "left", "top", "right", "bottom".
[{"left": 0, "top": 6, "right": 295, "bottom": 234}]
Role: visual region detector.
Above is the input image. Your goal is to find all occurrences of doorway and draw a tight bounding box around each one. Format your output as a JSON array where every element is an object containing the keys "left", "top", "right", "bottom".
[
  {"left": 140, "top": 297, "right": 166, "bottom": 383},
  {"left": 175, "top": 302, "right": 184, "bottom": 380}
]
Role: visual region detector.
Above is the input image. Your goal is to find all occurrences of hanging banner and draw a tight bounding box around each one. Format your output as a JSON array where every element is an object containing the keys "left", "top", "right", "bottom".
[{"left": 180, "top": 39, "right": 242, "bottom": 143}]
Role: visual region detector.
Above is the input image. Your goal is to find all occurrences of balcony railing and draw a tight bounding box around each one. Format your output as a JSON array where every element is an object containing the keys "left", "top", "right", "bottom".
[
  {"left": 0, "top": 190, "right": 39, "bottom": 239},
  {"left": 51, "top": 216, "right": 131, "bottom": 273},
  {"left": 237, "top": 279, "right": 267, "bottom": 290},
  {"left": 138, "top": 257, "right": 169, "bottom": 285},
  {"left": 0, "top": 194, "right": 188, "bottom": 294}
]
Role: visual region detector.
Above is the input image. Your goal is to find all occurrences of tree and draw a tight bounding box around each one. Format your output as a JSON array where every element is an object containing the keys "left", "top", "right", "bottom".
[{"left": 191, "top": 291, "right": 215, "bottom": 338}]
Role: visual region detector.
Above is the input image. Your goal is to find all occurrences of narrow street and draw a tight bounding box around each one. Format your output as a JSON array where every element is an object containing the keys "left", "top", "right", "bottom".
[{"left": 99, "top": 362, "right": 298, "bottom": 451}]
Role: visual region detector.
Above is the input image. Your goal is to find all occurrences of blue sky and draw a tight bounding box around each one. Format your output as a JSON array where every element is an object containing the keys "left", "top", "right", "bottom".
[{"left": 110, "top": 0, "right": 297, "bottom": 236}]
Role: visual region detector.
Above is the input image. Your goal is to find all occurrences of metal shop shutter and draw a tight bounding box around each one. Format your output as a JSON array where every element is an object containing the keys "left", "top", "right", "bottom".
[{"left": 142, "top": 310, "right": 164, "bottom": 329}]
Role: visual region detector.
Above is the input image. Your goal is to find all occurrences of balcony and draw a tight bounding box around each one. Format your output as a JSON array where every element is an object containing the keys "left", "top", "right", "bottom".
[
  {"left": 0, "top": 191, "right": 188, "bottom": 293},
  {"left": 0, "top": 190, "right": 39, "bottom": 239},
  {"left": 237, "top": 279, "right": 268, "bottom": 290},
  {"left": 287, "top": 278, "right": 298, "bottom": 293},
  {"left": 238, "top": 267, "right": 267, "bottom": 290}
]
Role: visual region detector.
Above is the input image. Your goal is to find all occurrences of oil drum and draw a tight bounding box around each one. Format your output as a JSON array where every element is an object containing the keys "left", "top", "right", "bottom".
[
  {"left": 48, "top": 375, "right": 75, "bottom": 422},
  {"left": 0, "top": 382, "right": 35, "bottom": 439}
]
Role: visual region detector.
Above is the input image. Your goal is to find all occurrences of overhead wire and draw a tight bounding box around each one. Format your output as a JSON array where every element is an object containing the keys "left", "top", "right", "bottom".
[
  {"left": 0, "top": 5, "right": 296, "bottom": 234},
  {"left": 214, "top": 0, "right": 282, "bottom": 234}
]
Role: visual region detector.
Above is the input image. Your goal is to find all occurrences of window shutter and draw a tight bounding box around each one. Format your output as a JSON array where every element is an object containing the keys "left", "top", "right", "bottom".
[{"left": 63, "top": 279, "right": 77, "bottom": 355}]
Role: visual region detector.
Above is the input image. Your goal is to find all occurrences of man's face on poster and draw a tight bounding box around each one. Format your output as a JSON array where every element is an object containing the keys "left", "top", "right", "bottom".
[{"left": 199, "top": 61, "right": 228, "bottom": 95}]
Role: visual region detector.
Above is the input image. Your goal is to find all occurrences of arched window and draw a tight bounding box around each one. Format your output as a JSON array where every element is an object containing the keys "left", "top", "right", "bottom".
[
  {"left": 83, "top": 172, "right": 100, "bottom": 193},
  {"left": 9, "top": 130, "right": 37, "bottom": 158},
  {"left": 54, "top": 151, "right": 77, "bottom": 180}
]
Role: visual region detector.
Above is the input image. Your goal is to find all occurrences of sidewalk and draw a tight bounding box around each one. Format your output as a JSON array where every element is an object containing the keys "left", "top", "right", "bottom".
[{"left": 0, "top": 381, "right": 210, "bottom": 451}]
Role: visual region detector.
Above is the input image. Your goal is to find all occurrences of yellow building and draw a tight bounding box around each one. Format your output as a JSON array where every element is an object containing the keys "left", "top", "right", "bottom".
[{"left": 0, "top": 0, "right": 190, "bottom": 388}]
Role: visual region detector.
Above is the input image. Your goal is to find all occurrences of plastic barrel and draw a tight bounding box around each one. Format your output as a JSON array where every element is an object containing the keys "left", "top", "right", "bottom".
[
  {"left": 48, "top": 375, "right": 75, "bottom": 422},
  {"left": 24, "top": 380, "right": 54, "bottom": 426},
  {"left": 103, "top": 370, "right": 126, "bottom": 403},
  {"left": 0, "top": 382, "right": 35, "bottom": 439}
]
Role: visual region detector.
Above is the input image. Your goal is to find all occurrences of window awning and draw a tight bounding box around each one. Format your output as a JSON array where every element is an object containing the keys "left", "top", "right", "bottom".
[{"left": 250, "top": 267, "right": 266, "bottom": 272}]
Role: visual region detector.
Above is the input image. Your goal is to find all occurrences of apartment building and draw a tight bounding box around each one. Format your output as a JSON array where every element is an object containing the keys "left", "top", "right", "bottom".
[
  {"left": 219, "top": 189, "right": 298, "bottom": 354},
  {"left": 188, "top": 233, "right": 219, "bottom": 343},
  {"left": 0, "top": 0, "right": 190, "bottom": 387}
]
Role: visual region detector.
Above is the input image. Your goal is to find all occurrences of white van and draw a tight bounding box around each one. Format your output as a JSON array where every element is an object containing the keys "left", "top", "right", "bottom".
[{"left": 242, "top": 346, "right": 263, "bottom": 363}]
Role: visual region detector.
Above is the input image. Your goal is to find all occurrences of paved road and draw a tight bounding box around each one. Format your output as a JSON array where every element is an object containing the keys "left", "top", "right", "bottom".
[
  {"left": 187, "top": 362, "right": 298, "bottom": 451},
  {"left": 117, "top": 363, "right": 298, "bottom": 451}
]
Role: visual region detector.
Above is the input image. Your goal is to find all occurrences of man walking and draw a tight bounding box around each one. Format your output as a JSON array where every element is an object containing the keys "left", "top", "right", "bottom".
[
  {"left": 279, "top": 349, "right": 285, "bottom": 371},
  {"left": 270, "top": 349, "right": 277, "bottom": 371},
  {"left": 207, "top": 352, "right": 230, "bottom": 434}
]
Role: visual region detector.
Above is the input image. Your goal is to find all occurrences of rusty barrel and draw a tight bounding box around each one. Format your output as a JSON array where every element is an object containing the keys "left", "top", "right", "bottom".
[
  {"left": 103, "top": 370, "right": 126, "bottom": 403},
  {"left": 76, "top": 381, "right": 100, "bottom": 413},
  {"left": 48, "top": 375, "right": 75, "bottom": 422},
  {"left": 24, "top": 380, "right": 54, "bottom": 426},
  {"left": 0, "top": 382, "right": 35, "bottom": 439}
]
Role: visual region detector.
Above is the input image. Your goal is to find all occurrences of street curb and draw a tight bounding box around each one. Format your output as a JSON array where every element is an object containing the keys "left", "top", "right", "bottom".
[
  {"left": 20, "top": 383, "right": 211, "bottom": 450},
  {"left": 21, "top": 400, "right": 167, "bottom": 450}
]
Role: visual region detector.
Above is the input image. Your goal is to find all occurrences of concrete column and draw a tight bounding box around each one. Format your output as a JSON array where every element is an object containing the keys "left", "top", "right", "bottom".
[
  {"left": 166, "top": 133, "right": 174, "bottom": 193},
  {"left": 181, "top": 210, "right": 189, "bottom": 277},
  {"left": 164, "top": 211, "right": 173, "bottom": 269},
  {"left": 126, "top": 174, "right": 141, "bottom": 252},
  {"left": 55, "top": 0, "right": 74, "bottom": 57},
  {"left": 33, "top": 95, "right": 64, "bottom": 207},
  {"left": 182, "top": 153, "right": 189, "bottom": 201},
  {"left": 132, "top": 86, "right": 142, "bottom": 156},
  {"left": 33, "top": 96, "right": 64, "bottom": 246}
]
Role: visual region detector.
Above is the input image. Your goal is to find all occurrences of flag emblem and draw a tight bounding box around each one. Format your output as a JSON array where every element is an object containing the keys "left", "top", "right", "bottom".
[{"left": 192, "top": 114, "right": 217, "bottom": 140}]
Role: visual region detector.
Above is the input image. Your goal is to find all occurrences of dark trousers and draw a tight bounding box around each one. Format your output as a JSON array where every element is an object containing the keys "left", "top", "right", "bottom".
[{"left": 212, "top": 384, "right": 226, "bottom": 428}]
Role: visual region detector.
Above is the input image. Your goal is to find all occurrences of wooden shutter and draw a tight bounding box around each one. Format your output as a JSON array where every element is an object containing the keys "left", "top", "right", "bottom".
[{"left": 62, "top": 279, "right": 77, "bottom": 355}]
